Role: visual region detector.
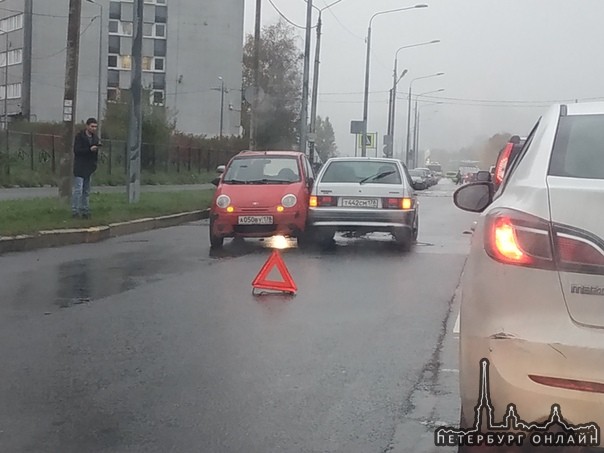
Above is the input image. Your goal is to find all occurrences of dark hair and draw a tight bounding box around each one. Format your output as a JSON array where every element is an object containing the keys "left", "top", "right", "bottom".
[{"left": 86, "top": 117, "right": 98, "bottom": 126}]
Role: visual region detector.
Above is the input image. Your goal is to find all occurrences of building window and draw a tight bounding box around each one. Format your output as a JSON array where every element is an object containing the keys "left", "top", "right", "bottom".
[
  {"left": 109, "top": 1, "right": 121, "bottom": 20},
  {"left": 0, "top": 49, "right": 22, "bottom": 67},
  {"left": 142, "top": 56, "right": 153, "bottom": 71},
  {"left": 153, "top": 39, "right": 166, "bottom": 57},
  {"left": 107, "top": 88, "right": 120, "bottom": 102},
  {"left": 143, "top": 22, "right": 153, "bottom": 37},
  {"left": 154, "top": 23, "right": 166, "bottom": 38},
  {"left": 155, "top": 5, "right": 167, "bottom": 23},
  {"left": 151, "top": 90, "right": 164, "bottom": 106},
  {"left": 107, "top": 70, "right": 119, "bottom": 87},
  {"left": 108, "top": 36, "right": 120, "bottom": 54},
  {"left": 153, "top": 73, "right": 165, "bottom": 90},
  {"left": 0, "top": 83, "right": 22, "bottom": 100},
  {"left": 108, "top": 54, "right": 118, "bottom": 68},
  {"left": 0, "top": 14, "right": 23, "bottom": 32},
  {"left": 108, "top": 19, "right": 119, "bottom": 34},
  {"left": 119, "top": 55, "right": 132, "bottom": 69},
  {"left": 154, "top": 57, "right": 164, "bottom": 72}
]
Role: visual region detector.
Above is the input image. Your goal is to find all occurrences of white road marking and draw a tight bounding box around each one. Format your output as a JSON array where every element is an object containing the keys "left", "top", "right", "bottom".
[{"left": 453, "top": 311, "right": 460, "bottom": 334}]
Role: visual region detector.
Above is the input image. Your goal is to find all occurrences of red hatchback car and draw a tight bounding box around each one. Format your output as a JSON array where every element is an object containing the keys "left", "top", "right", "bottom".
[{"left": 209, "top": 151, "right": 315, "bottom": 248}]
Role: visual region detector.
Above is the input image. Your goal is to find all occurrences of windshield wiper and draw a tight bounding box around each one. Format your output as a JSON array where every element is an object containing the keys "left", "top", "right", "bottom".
[
  {"left": 359, "top": 170, "right": 396, "bottom": 185},
  {"left": 223, "top": 179, "right": 250, "bottom": 184},
  {"left": 247, "top": 179, "right": 292, "bottom": 184}
]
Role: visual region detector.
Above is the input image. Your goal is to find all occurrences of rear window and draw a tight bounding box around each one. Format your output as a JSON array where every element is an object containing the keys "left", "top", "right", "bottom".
[
  {"left": 224, "top": 157, "right": 301, "bottom": 183},
  {"left": 549, "top": 114, "right": 604, "bottom": 179},
  {"left": 320, "top": 161, "right": 402, "bottom": 184}
]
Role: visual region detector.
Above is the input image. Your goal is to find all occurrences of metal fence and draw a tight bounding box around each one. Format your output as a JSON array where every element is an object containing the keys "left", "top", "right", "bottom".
[{"left": 0, "top": 130, "right": 240, "bottom": 178}]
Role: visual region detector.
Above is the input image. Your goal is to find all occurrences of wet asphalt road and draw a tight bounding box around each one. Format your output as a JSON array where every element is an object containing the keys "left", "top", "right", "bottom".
[{"left": 0, "top": 181, "right": 476, "bottom": 453}]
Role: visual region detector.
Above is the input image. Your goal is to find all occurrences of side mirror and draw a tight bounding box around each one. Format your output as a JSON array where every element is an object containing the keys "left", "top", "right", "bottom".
[
  {"left": 216, "top": 165, "right": 226, "bottom": 174},
  {"left": 475, "top": 170, "right": 491, "bottom": 182},
  {"left": 412, "top": 182, "right": 422, "bottom": 191},
  {"left": 211, "top": 177, "right": 221, "bottom": 187},
  {"left": 453, "top": 182, "right": 493, "bottom": 213}
]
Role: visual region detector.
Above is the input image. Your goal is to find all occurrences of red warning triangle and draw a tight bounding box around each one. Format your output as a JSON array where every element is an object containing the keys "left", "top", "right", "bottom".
[{"left": 252, "top": 249, "right": 297, "bottom": 294}]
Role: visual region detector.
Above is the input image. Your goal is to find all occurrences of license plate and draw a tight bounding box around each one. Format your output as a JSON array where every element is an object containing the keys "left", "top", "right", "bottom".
[
  {"left": 341, "top": 198, "right": 379, "bottom": 208},
  {"left": 237, "top": 216, "right": 273, "bottom": 225}
]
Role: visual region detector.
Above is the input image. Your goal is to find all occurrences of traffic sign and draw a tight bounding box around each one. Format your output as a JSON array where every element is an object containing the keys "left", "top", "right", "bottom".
[
  {"left": 356, "top": 132, "right": 377, "bottom": 150},
  {"left": 252, "top": 249, "right": 297, "bottom": 294}
]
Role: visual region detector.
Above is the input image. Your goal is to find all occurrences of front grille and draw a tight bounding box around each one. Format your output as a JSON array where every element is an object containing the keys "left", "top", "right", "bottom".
[
  {"left": 240, "top": 208, "right": 271, "bottom": 213},
  {"left": 233, "top": 225, "right": 277, "bottom": 234}
]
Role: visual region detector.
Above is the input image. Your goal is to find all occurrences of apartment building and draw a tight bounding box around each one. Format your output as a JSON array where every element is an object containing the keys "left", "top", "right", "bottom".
[{"left": 0, "top": 0, "right": 244, "bottom": 136}]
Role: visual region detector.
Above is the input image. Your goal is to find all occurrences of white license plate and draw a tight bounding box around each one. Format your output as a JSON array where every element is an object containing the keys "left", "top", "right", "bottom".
[
  {"left": 341, "top": 198, "right": 379, "bottom": 208},
  {"left": 237, "top": 216, "right": 273, "bottom": 225}
]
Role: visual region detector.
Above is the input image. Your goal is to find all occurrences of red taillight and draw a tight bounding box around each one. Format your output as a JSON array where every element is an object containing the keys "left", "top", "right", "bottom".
[
  {"left": 484, "top": 209, "right": 554, "bottom": 269},
  {"left": 529, "top": 375, "right": 604, "bottom": 394},
  {"left": 317, "top": 196, "right": 338, "bottom": 207},
  {"left": 381, "top": 197, "right": 413, "bottom": 210},
  {"left": 495, "top": 143, "right": 514, "bottom": 185},
  {"left": 484, "top": 209, "right": 604, "bottom": 273}
]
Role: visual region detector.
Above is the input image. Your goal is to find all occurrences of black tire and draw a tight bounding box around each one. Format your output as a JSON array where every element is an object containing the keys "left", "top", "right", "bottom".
[
  {"left": 296, "top": 230, "right": 311, "bottom": 249},
  {"left": 314, "top": 227, "right": 336, "bottom": 248},
  {"left": 413, "top": 215, "right": 419, "bottom": 241},
  {"left": 393, "top": 228, "right": 412, "bottom": 252},
  {"left": 209, "top": 218, "right": 224, "bottom": 249}
]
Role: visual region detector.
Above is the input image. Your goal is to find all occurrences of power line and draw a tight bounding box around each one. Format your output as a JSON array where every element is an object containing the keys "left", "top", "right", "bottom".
[
  {"left": 32, "top": 15, "right": 99, "bottom": 60},
  {"left": 0, "top": 6, "right": 96, "bottom": 19},
  {"left": 267, "top": 0, "right": 315, "bottom": 30}
]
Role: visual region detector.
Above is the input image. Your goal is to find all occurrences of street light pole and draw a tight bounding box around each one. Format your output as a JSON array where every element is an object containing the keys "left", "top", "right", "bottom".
[
  {"left": 413, "top": 89, "right": 443, "bottom": 160},
  {"left": 361, "top": 4, "right": 427, "bottom": 158},
  {"left": 405, "top": 72, "right": 444, "bottom": 167},
  {"left": 300, "top": 0, "right": 314, "bottom": 155},
  {"left": 218, "top": 76, "right": 225, "bottom": 138},
  {"left": 387, "top": 39, "right": 439, "bottom": 158},
  {"left": 415, "top": 104, "right": 441, "bottom": 163},
  {"left": 86, "top": 0, "right": 103, "bottom": 138}
]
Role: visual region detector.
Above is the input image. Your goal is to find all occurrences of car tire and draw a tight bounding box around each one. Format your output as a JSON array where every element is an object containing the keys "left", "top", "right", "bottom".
[
  {"left": 314, "top": 227, "right": 335, "bottom": 248},
  {"left": 209, "top": 218, "right": 224, "bottom": 249},
  {"left": 296, "top": 230, "right": 311, "bottom": 249},
  {"left": 393, "top": 228, "right": 412, "bottom": 252},
  {"left": 413, "top": 215, "right": 419, "bottom": 242}
]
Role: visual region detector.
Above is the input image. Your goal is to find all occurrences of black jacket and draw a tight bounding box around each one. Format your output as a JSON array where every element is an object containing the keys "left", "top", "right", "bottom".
[{"left": 73, "top": 129, "right": 99, "bottom": 178}]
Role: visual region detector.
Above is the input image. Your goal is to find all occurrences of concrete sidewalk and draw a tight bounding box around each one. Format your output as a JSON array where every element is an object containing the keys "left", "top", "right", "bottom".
[{"left": 0, "top": 184, "right": 214, "bottom": 201}]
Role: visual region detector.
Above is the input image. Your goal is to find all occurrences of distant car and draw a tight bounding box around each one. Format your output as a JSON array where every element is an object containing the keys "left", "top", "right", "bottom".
[
  {"left": 492, "top": 135, "right": 526, "bottom": 190},
  {"left": 446, "top": 171, "right": 458, "bottom": 180},
  {"left": 415, "top": 167, "right": 437, "bottom": 186},
  {"left": 308, "top": 157, "right": 419, "bottom": 250},
  {"left": 408, "top": 169, "right": 428, "bottom": 190},
  {"left": 459, "top": 166, "right": 480, "bottom": 184},
  {"left": 453, "top": 102, "right": 604, "bottom": 449},
  {"left": 209, "top": 150, "right": 314, "bottom": 248}
]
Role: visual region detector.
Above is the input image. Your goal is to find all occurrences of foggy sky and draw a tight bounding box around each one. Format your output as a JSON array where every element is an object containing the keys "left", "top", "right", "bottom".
[{"left": 243, "top": 0, "right": 604, "bottom": 158}]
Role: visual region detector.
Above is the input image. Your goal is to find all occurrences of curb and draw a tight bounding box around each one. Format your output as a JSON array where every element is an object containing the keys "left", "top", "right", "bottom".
[{"left": 0, "top": 209, "right": 209, "bottom": 255}]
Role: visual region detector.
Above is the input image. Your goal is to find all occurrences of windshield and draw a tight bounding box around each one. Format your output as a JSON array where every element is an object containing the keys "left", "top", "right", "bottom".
[
  {"left": 320, "top": 161, "right": 402, "bottom": 184},
  {"left": 409, "top": 170, "right": 424, "bottom": 177},
  {"left": 223, "top": 156, "right": 301, "bottom": 183}
]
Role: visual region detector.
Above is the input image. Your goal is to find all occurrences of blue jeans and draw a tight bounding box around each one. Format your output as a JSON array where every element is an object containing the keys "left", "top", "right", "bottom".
[{"left": 71, "top": 176, "right": 91, "bottom": 215}]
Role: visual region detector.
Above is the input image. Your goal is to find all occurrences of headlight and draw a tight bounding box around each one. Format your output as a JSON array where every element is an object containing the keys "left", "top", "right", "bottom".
[
  {"left": 216, "top": 195, "right": 231, "bottom": 209},
  {"left": 281, "top": 194, "right": 297, "bottom": 208}
]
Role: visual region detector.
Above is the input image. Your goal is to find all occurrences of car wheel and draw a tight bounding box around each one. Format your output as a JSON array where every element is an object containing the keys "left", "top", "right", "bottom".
[
  {"left": 393, "top": 228, "right": 412, "bottom": 251},
  {"left": 296, "top": 229, "right": 312, "bottom": 249},
  {"left": 209, "top": 218, "right": 224, "bottom": 249},
  {"left": 314, "top": 227, "right": 335, "bottom": 247},
  {"left": 413, "top": 215, "right": 419, "bottom": 241}
]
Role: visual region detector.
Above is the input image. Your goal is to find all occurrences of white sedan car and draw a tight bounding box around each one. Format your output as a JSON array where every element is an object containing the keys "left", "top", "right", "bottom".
[
  {"left": 454, "top": 102, "right": 604, "bottom": 451},
  {"left": 307, "top": 157, "right": 419, "bottom": 250}
]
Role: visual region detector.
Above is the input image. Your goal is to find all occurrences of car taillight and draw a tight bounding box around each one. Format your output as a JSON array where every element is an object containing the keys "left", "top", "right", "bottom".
[
  {"left": 484, "top": 209, "right": 604, "bottom": 273},
  {"left": 381, "top": 198, "right": 413, "bottom": 210},
  {"left": 311, "top": 196, "right": 338, "bottom": 207},
  {"left": 495, "top": 143, "right": 514, "bottom": 185}
]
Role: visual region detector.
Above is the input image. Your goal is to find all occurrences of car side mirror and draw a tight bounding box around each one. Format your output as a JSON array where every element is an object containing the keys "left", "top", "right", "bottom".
[
  {"left": 412, "top": 182, "right": 422, "bottom": 191},
  {"left": 475, "top": 170, "right": 491, "bottom": 182},
  {"left": 453, "top": 182, "right": 493, "bottom": 213},
  {"left": 211, "top": 177, "right": 221, "bottom": 187},
  {"left": 216, "top": 165, "right": 226, "bottom": 174}
]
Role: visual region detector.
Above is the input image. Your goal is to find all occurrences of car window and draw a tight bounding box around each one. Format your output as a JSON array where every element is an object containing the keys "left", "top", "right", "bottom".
[
  {"left": 320, "top": 161, "right": 402, "bottom": 184},
  {"left": 549, "top": 114, "right": 604, "bottom": 179},
  {"left": 224, "top": 157, "right": 301, "bottom": 183},
  {"left": 497, "top": 120, "right": 539, "bottom": 195}
]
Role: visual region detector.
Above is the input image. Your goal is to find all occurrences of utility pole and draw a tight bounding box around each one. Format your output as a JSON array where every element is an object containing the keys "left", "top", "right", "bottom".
[
  {"left": 308, "top": 13, "right": 322, "bottom": 165},
  {"left": 127, "top": 0, "right": 143, "bottom": 203},
  {"left": 219, "top": 77, "right": 225, "bottom": 138},
  {"left": 300, "top": 0, "right": 313, "bottom": 155},
  {"left": 60, "top": 0, "right": 82, "bottom": 200},
  {"left": 249, "top": 0, "right": 261, "bottom": 150}
]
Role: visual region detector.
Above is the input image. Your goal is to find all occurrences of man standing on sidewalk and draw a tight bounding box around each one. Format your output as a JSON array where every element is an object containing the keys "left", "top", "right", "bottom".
[{"left": 72, "top": 118, "right": 100, "bottom": 219}]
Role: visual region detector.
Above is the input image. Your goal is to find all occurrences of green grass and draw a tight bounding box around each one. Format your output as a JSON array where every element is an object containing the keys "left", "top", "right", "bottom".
[
  {"left": 0, "top": 167, "right": 216, "bottom": 188},
  {"left": 0, "top": 190, "right": 214, "bottom": 236}
]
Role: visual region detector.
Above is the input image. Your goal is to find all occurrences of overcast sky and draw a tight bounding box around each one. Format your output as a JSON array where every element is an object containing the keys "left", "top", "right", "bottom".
[{"left": 243, "top": 0, "right": 604, "bottom": 158}]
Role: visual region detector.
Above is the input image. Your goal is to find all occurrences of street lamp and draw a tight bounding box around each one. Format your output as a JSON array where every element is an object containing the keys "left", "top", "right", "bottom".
[
  {"left": 218, "top": 76, "right": 225, "bottom": 138},
  {"left": 386, "top": 39, "right": 440, "bottom": 157},
  {"left": 308, "top": 0, "right": 345, "bottom": 164},
  {"left": 405, "top": 71, "right": 444, "bottom": 167},
  {"left": 86, "top": 0, "right": 104, "bottom": 138},
  {"left": 361, "top": 4, "right": 428, "bottom": 157},
  {"left": 413, "top": 94, "right": 443, "bottom": 162},
  {"left": 415, "top": 103, "right": 442, "bottom": 164}
]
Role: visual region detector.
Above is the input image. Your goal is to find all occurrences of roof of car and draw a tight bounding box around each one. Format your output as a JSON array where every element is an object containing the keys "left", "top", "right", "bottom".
[
  {"left": 236, "top": 150, "right": 304, "bottom": 157},
  {"left": 325, "top": 157, "right": 400, "bottom": 163},
  {"left": 564, "top": 101, "right": 604, "bottom": 116}
]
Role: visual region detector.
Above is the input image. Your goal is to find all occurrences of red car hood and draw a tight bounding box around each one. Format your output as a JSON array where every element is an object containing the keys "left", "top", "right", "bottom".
[{"left": 217, "top": 183, "right": 304, "bottom": 208}]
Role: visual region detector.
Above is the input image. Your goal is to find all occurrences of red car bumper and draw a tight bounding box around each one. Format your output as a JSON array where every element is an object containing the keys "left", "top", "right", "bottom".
[{"left": 210, "top": 210, "right": 307, "bottom": 238}]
